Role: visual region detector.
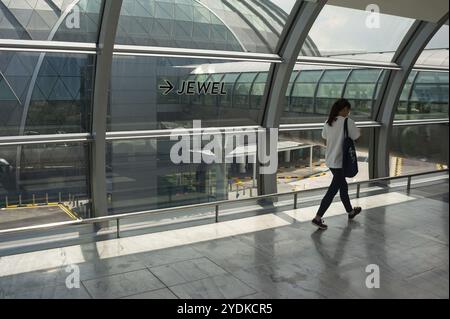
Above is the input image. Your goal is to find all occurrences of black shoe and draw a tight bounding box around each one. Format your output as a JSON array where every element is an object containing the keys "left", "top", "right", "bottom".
[
  {"left": 312, "top": 218, "right": 328, "bottom": 230},
  {"left": 348, "top": 207, "right": 362, "bottom": 220}
]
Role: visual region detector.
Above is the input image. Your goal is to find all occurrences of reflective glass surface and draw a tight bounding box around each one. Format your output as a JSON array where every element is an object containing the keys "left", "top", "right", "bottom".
[
  {"left": 282, "top": 66, "right": 384, "bottom": 124},
  {"left": 389, "top": 124, "right": 448, "bottom": 176},
  {"left": 0, "top": 51, "right": 94, "bottom": 136},
  {"left": 115, "top": 0, "right": 296, "bottom": 53},
  {"left": 0, "top": 0, "right": 103, "bottom": 42},
  {"left": 343, "top": 69, "right": 383, "bottom": 118},
  {"left": 396, "top": 71, "right": 449, "bottom": 120},
  {"left": 417, "top": 25, "right": 449, "bottom": 67},
  {"left": 107, "top": 133, "right": 259, "bottom": 215},
  {"left": 302, "top": 5, "right": 414, "bottom": 62},
  {"left": 277, "top": 128, "right": 372, "bottom": 192},
  {"left": 108, "top": 57, "right": 270, "bottom": 131},
  {"left": 0, "top": 142, "right": 91, "bottom": 220}
]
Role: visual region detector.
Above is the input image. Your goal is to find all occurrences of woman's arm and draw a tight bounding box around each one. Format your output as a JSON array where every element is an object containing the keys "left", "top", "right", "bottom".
[{"left": 348, "top": 118, "right": 361, "bottom": 141}]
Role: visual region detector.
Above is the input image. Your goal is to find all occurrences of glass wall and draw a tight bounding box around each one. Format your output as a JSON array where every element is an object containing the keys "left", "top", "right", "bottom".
[
  {"left": 0, "top": 0, "right": 448, "bottom": 230},
  {"left": 281, "top": 66, "right": 386, "bottom": 124},
  {"left": 389, "top": 124, "right": 449, "bottom": 176},
  {"left": 0, "top": 0, "right": 103, "bottom": 42},
  {"left": 108, "top": 57, "right": 270, "bottom": 131},
  {"left": 343, "top": 69, "right": 383, "bottom": 118},
  {"left": 395, "top": 24, "right": 449, "bottom": 120},
  {"left": 107, "top": 132, "right": 259, "bottom": 215},
  {"left": 115, "top": 0, "right": 296, "bottom": 53},
  {"left": 0, "top": 142, "right": 91, "bottom": 223},
  {"left": 286, "top": 69, "right": 320, "bottom": 117},
  {"left": 0, "top": 51, "right": 95, "bottom": 136},
  {"left": 276, "top": 128, "right": 372, "bottom": 192},
  {"left": 315, "top": 69, "right": 350, "bottom": 115},
  {"left": 395, "top": 71, "right": 448, "bottom": 120}
]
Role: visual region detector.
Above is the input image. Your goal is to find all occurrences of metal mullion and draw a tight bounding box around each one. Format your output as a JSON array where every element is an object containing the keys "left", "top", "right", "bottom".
[
  {"left": 280, "top": 121, "right": 382, "bottom": 131},
  {"left": 248, "top": 72, "right": 260, "bottom": 110},
  {"left": 371, "top": 69, "right": 385, "bottom": 119},
  {"left": 113, "top": 45, "right": 283, "bottom": 63},
  {"left": 214, "top": 73, "right": 226, "bottom": 111},
  {"left": 412, "top": 65, "right": 449, "bottom": 72},
  {"left": 105, "top": 125, "right": 264, "bottom": 140},
  {"left": 231, "top": 73, "right": 244, "bottom": 109},
  {"left": 0, "top": 134, "right": 92, "bottom": 146},
  {"left": 287, "top": 70, "right": 302, "bottom": 113},
  {"left": 340, "top": 69, "right": 354, "bottom": 98},
  {"left": 0, "top": 39, "right": 97, "bottom": 53},
  {"left": 258, "top": 0, "right": 327, "bottom": 196},
  {"left": 312, "top": 70, "right": 326, "bottom": 115},
  {"left": 406, "top": 71, "right": 421, "bottom": 118},
  {"left": 90, "top": 0, "right": 123, "bottom": 220},
  {"left": 296, "top": 56, "right": 401, "bottom": 70},
  {"left": 393, "top": 119, "right": 449, "bottom": 126}
]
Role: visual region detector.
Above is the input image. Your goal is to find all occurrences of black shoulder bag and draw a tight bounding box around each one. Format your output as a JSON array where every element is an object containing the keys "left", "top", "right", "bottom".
[{"left": 343, "top": 118, "right": 358, "bottom": 178}]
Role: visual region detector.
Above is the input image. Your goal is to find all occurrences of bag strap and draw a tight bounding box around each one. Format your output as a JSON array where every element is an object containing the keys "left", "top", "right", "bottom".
[{"left": 344, "top": 118, "right": 349, "bottom": 139}]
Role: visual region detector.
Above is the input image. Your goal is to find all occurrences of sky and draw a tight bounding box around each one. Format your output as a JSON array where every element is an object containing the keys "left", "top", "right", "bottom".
[
  {"left": 267, "top": 1, "right": 448, "bottom": 55},
  {"left": 270, "top": 0, "right": 296, "bottom": 14},
  {"left": 303, "top": 5, "right": 449, "bottom": 56}
]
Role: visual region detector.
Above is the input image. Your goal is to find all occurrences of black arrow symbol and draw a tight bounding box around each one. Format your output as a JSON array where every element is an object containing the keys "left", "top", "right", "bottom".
[{"left": 159, "top": 80, "right": 174, "bottom": 95}]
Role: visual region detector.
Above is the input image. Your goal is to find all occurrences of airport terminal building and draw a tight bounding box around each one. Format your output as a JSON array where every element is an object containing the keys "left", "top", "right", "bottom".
[{"left": 0, "top": 0, "right": 448, "bottom": 300}]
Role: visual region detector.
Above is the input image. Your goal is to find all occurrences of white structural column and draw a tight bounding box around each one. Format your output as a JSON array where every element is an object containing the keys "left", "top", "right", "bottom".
[
  {"left": 258, "top": 0, "right": 327, "bottom": 195},
  {"left": 371, "top": 14, "right": 449, "bottom": 178},
  {"left": 90, "top": 1, "right": 123, "bottom": 219}
]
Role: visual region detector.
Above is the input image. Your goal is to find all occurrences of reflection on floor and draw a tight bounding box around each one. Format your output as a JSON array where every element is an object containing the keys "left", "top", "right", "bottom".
[{"left": 0, "top": 182, "right": 448, "bottom": 299}]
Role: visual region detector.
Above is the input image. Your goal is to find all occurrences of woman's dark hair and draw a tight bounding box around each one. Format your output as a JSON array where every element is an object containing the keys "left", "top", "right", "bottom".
[{"left": 326, "top": 98, "right": 351, "bottom": 126}]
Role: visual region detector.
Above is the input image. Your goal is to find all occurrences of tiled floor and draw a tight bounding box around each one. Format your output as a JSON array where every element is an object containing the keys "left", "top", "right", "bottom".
[{"left": 0, "top": 181, "right": 448, "bottom": 299}]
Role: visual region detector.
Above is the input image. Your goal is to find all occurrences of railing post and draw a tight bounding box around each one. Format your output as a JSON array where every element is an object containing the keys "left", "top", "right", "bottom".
[
  {"left": 407, "top": 176, "right": 412, "bottom": 193},
  {"left": 215, "top": 205, "right": 219, "bottom": 223},
  {"left": 356, "top": 184, "right": 361, "bottom": 198},
  {"left": 294, "top": 193, "right": 298, "bottom": 209},
  {"left": 117, "top": 219, "right": 120, "bottom": 238}
]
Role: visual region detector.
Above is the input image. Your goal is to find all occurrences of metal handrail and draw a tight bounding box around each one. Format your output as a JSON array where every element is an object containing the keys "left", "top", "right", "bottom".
[{"left": 0, "top": 169, "right": 447, "bottom": 237}]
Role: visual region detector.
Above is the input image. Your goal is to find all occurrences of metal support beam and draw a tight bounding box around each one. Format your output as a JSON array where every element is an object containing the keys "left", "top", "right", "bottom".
[
  {"left": 371, "top": 14, "right": 448, "bottom": 178},
  {"left": 258, "top": 0, "right": 326, "bottom": 196},
  {"left": 90, "top": 1, "right": 122, "bottom": 220}
]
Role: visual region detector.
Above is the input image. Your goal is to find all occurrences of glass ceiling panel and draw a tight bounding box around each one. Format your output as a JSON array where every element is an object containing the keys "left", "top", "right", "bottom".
[
  {"left": 301, "top": 4, "right": 415, "bottom": 62},
  {"left": 114, "top": 0, "right": 296, "bottom": 53},
  {"left": 0, "top": 0, "right": 103, "bottom": 42},
  {"left": 416, "top": 25, "right": 449, "bottom": 68}
]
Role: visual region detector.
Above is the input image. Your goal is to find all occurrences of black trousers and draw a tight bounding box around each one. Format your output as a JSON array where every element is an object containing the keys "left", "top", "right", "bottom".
[{"left": 317, "top": 168, "right": 353, "bottom": 218}]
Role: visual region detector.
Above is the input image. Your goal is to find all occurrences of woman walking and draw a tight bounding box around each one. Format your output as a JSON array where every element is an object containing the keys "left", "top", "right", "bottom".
[{"left": 312, "top": 98, "right": 362, "bottom": 230}]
